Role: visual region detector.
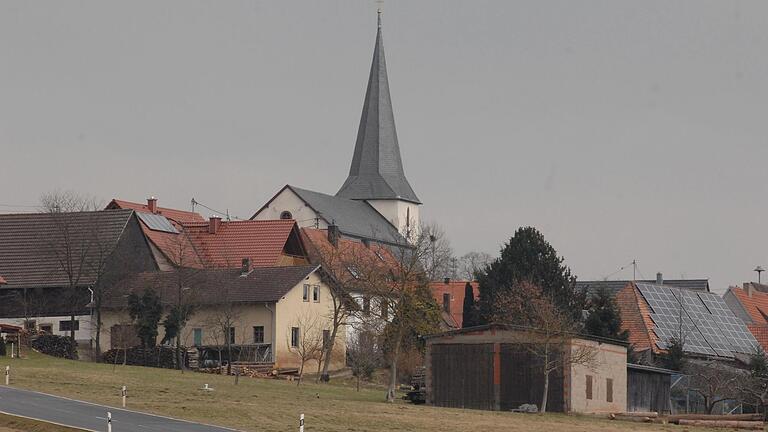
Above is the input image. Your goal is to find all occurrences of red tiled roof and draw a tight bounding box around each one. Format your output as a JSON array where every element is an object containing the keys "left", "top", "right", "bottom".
[
  {"left": 183, "top": 219, "right": 301, "bottom": 268},
  {"left": 107, "top": 199, "right": 204, "bottom": 223},
  {"left": 729, "top": 287, "right": 768, "bottom": 325},
  {"left": 748, "top": 324, "right": 768, "bottom": 352},
  {"left": 428, "top": 280, "right": 479, "bottom": 328},
  {"left": 616, "top": 282, "right": 659, "bottom": 354},
  {"left": 300, "top": 228, "right": 399, "bottom": 287},
  {"left": 107, "top": 199, "right": 204, "bottom": 268}
]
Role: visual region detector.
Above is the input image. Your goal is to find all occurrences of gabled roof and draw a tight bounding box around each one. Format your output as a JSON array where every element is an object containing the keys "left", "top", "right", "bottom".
[
  {"left": 726, "top": 286, "right": 768, "bottom": 325},
  {"left": 301, "top": 227, "right": 398, "bottom": 289},
  {"left": 617, "top": 282, "right": 759, "bottom": 358},
  {"left": 107, "top": 199, "right": 204, "bottom": 223},
  {"left": 182, "top": 219, "right": 304, "bottom": 268},
  {"left": 428, "top": 280, "right": 479, "bottom": 328},
  {"left": 335, "top": 13, "right": 419, "bottom": 204},
  {"left": 106, "top": 265, "right": 320, "bottom": 307},
  {"left": 107, "top": 199, "right": 204, "bottom": 268},
  {"left": 576, "top": 278, "right": 709, "bottom": 298},
  {"left": 258, "top": 185, "right": 406, "bottom": 246},
  {"left": 0, "top": 210, "right": 134, "bottom": 288}
]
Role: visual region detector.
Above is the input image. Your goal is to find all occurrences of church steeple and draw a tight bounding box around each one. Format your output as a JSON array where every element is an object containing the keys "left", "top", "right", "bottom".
[{"left": 336, "top": 11, "right": 421, "bottom": 205}]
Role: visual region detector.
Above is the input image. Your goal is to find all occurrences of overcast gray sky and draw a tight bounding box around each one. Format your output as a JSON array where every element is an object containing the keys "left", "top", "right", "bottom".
[{"left": 2, "top": 1, "right": 767, "bottom": 293}]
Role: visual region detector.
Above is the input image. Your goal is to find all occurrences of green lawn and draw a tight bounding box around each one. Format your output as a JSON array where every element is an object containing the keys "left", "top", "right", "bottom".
[{"left": 1, "top": 351, "right": 710, "bottom": 432}]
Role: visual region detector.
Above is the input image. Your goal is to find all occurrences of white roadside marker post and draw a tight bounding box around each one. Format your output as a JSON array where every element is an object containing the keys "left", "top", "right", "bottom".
[
  {"left": 4, "top": 366, "right": 8, "bottom": 385},
  {"left": 299, "top": 413, "right": 304, "bottom": 432},
  {"left": 121, "top": 386, "right": 127, "bottom": 408},
  {"left": 107, "top": 412, "right": 112, "bottom": 432}
]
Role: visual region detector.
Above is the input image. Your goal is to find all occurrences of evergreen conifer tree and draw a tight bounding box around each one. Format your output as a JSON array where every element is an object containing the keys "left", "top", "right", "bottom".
[
  {"left": 584, "top": 287, "right": 629, "bottom": 340},
  {"left": 477, "top": 227, "right": 585, "bottom": 324},
  {"left": 462, "top": 282, "right": 476, "bottom": 328}
]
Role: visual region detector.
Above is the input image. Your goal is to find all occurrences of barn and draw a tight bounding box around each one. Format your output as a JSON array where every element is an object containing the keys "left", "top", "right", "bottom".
[
  {"left": 424, "top": 324, "right": 628, "bottom": 413},
  {"left": 626, "top": 363, "right": 673, "bottom": 414}
]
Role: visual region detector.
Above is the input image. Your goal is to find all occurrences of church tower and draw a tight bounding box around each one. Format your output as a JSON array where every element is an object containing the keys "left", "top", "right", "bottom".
[{"left": 336, "top": 11, "right": 421, "bottom": 236}]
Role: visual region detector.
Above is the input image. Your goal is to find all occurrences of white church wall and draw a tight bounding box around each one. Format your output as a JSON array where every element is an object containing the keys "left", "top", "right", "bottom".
[
  {"left": 253, "top": 188, "right": 328, "bottom": 229},
  {"left": 366, "top": 199, "right": 420, "bottom": 236}
]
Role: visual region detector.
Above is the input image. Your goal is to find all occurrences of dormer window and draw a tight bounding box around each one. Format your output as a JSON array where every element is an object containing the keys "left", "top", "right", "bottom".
[{"left": 280, "top": 211, "right": 293, "bottom": 220}]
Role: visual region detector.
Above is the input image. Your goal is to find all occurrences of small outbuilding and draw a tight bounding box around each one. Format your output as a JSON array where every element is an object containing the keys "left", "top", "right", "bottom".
[
  {"left": 424, "top": 324, "right": 628, "bottom": 413},
  {"left": 626, "top": 363, "right": 673, "bottom": 414}
]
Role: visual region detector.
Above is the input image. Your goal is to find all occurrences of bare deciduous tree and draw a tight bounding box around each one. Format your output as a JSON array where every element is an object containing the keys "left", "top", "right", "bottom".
[
  {"left": 458, "top": 251, "right": 493, "bottom": 280},
  {"left": 687, "top": 360, "right": 742, "bottom": 414},
  {"left": 347, "top": 330, "right": 382, "bottom": 392},
  {"left": 490, "top": 282, "right": 597, "bottom": 413},
  {"left": 287, "top": 310, "right": 326, "bottom": 386}
]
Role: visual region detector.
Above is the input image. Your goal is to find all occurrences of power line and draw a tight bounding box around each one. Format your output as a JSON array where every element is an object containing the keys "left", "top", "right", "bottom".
[
  {"left": 190, "top": 198, "right": 245, "bottom": 221},
  {"left": 599, "top": 260, "right": 636, "bottom": 281}
]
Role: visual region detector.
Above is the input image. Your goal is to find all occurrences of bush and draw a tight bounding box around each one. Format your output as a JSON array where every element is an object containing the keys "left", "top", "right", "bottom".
[
  {"left": 102, "top": 346, "right": 185, "bottom": 369},
  {"left": 29, "top": 334, "right": 78, "bottom": 360}
]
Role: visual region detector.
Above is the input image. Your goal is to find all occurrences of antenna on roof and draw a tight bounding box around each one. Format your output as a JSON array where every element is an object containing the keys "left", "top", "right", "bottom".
[
  {"left": 755, "top": 266, "right": 765, "bottom": 284},
  {"left": 191, "top": 198, "right": 198, "bottom": 213}
]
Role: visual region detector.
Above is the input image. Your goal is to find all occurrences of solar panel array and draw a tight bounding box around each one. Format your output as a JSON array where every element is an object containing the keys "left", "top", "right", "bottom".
[
  {"left": 636, "top": 283, "right": 758, "bottom": 358},
  {"left": 137, "top": 212, "right": 178, "bottom": 234}
]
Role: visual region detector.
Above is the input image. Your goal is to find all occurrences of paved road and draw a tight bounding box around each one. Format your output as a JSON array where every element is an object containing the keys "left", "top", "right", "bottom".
[{"left": 0, "top": 386, "right": 241, "bottom": 432}]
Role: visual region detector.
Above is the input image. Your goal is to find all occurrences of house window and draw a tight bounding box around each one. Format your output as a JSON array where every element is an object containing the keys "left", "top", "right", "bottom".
[
  {"left": 323, "top": 330, "right": 330, "bottom": 350},
  {"left": 24, "top": 320, "right": 36, "bottom": 331},
  {"left": 380, "top": 299, "right": 389, "bottom": 320},
  {"left": 228, "top": 327, "right": 236, "bottom": 345},
  {"left": 39, "top": 324, "right": 53, "bottom": 334},
  {"left": 443, "top": 293, "right": 451, "bottom": 314},
  {"left": 253, "top": 326, "right": 264, "bottom": 344},
  {"left": 193, "top": 328, "right": 202, "bottom": 346},
  {"left": 291, "top": 327, "right": 300, "bottom": 347},
  {"left": 586, "top": 375, "right": 593, "bottom": 400},
  {"left": 59, "top": 320, "right": 79, "bottom": 332},
  {"left": 280, "top": 211, "right": 293, "bottom": 220},
  {"left": 606, "top": 378, "right": 613, "bottom": 402},
  {"left": 363, "top": 296, "right": 371, "bottom": 316},
  {"left": 313, "top": 285, "right": 320, "bottom": 303},
  {"left": 303, "top": 284, "right": 310, "bottom": 302}
]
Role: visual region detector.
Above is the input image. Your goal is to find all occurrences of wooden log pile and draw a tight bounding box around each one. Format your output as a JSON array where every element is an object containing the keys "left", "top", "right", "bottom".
[
  {"left": 677, "top": 419, "right": 763, "bottom": 430},
  {"left": 610, "top": 412, "right": 766, "bottom": 429}
]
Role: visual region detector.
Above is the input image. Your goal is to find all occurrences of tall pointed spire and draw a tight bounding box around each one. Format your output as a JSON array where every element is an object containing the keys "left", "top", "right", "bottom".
[{"left": 336, "top": 11, "right": 421, "bottom": 204}]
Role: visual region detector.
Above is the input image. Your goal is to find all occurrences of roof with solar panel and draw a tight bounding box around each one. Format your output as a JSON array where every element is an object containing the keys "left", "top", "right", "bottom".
[{"left": 617, "top": 282, "right": 759, "bottom": 359}]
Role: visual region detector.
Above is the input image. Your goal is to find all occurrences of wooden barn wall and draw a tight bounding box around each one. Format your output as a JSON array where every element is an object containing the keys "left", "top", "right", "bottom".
[
  {"left": 430, "top": 343, "right": 495, "bottom": 410},
  {"left": 500, "top": 344, "right": 564, "bottom": 412},
  {"left": 627, "top": 369, "right": 670, "bottom": 413}
]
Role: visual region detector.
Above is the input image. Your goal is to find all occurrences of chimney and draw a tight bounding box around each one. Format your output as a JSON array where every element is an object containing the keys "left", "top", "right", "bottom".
[
  {"left": 147, "top": 196, "right": 158, "bottom": 213},
  {"left": 209, "top": 215, "right": 221, "bottom": 234},
  {"left": 656, "top": 272, "right": 663, "bottom": 285},
  {"left": 444, "top": 277, "right": 451, "bottom": 285},
  {"left": 241, "top": 258, "right": 251, "bottom": 275},
  {"left": 327, "top": 222, "right": 340, "bottom": 247},
  {"left": 746, "top": 283, "right": 755, "bottom": 298}
]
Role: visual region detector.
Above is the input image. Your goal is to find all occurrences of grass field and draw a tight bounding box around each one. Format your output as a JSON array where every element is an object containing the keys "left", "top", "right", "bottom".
[
  {"left": 1, "top": 351, "right": 713, "bottom": 432},
  {"left": 0, "top": 413, "right": 83, "bottom": 432}
]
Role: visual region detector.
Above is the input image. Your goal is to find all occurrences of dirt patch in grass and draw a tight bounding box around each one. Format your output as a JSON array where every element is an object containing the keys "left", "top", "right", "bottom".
[{"left": 0, "top": 413, "right": 84, "bottom": 432}]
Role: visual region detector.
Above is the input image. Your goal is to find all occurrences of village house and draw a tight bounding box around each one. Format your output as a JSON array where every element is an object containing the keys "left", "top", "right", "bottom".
[
  {"left": 423, "top": 324, "right": 628, "bottom": 414},
  {"left": 102, "top": 264, "right": 345, "bottom": 370},
  {"left": 107, "top": 197, "right": 309, "bottom": 269},
  {"left": 722, "top": 282, "right": 768, "bottom": 352},
  {"left": 252, "top": 12, "right": 420, "bottom": 246},
  {"left": 0, "top": 209, "right": 158, "bottom": 347},
  {"left": 615, "top": 281, "right": 758, "bottom": 363},
  {"left": 428, "top": 278, "right": 479, "bottom": 329}
]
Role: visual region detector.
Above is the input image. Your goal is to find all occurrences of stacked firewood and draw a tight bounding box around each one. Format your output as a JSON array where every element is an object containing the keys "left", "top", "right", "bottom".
[{"left": 610, "top": 412, "right": 764, "bottom": 430}]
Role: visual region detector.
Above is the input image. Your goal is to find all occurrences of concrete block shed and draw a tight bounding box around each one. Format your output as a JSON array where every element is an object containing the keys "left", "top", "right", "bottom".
[{"left": 424, "top": 324, "right": 628, "bottom": 413}]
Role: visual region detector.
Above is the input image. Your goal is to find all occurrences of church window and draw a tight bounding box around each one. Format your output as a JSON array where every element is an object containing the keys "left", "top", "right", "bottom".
[{"left": 280, "top": 211, "right": 293, "bottom": 220}]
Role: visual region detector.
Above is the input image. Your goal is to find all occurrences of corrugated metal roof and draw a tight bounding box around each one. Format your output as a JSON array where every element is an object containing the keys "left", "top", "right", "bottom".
[{"left": 336, "top": 15, "right": 419, "bottom": 204}]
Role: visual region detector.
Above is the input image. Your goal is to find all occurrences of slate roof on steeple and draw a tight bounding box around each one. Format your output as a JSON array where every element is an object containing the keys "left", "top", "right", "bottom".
[{"left": 336, "top": 12, "right": 420, "bottom": 204}]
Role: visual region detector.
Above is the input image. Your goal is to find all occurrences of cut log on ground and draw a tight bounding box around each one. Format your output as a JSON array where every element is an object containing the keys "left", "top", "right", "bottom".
[
  {"left": 609, "top": 414, "right": 652, "bottom": 423},
  {"left": 677, "top": 420, "right": 763, "bottom": 430},
  {"left": 668, "top": 414, "right": 763, "bottom": 422},
  {"left": 612, "top": 411, "right": 658, "bottom": 418}
]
